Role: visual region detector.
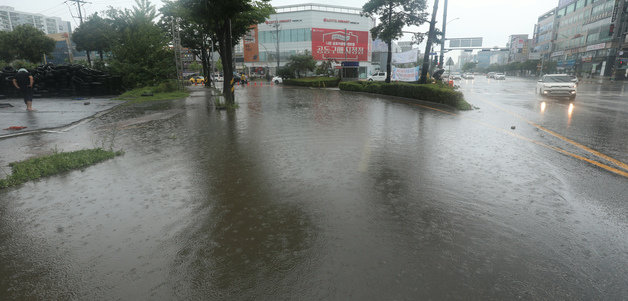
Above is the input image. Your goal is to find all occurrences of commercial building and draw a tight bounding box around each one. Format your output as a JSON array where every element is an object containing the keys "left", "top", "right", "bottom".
[
  {"left": 0, "top": 6, "right": 71, "bottom": 34},
  {"left": 549, "top": 0, "right": 626, "bottom": 78},
  {"left": 238, "top": 3, "right": 376, "bottom": 78},
  {"left": 616, "top": 2, "right": 628, "bottom": 79},
  {"left": 47, "top": 33, "right": 76, "bottom": 65},
  {"left": 476, "top": 50, "right": 492, "bottom": 69},
  {"left": 398, "top": 41, "right": 414, "bottom": 52},
  {"left": 531, "top": 9, "right": 558, "bottom": 59},
  {"left": 508, "top": 34, "right": 530, "bottom": 62},
  {"left": 457, "top": 51, "right": 476, "bottom": 69},
  {"left": 371, "top": 39, "right": 402, "bottom": 71},
  {"left": 491, "top": 50, "right": 509, "bottom": 65},
  {"left": 476, "top": 49, "right": 509, "bottom": 69}
]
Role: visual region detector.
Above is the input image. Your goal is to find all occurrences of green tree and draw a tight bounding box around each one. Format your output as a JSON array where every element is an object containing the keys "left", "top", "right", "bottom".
[
  {"left": 215, "top": 58, "right": 222, "bottom": 73},
  {"left": 316, "top": 59, "right": 334, "bottom": 76},
  {"left": 286, "top": 51, "right": 316, "bottom": 78},
  {"left": 72, "top": 13, "right": 113, "bottom": 64},
  {"left": 0, "top": 31, "right": 15, "bottom": 62},
  {"left": 462, "top": 62, "right": 477, "bottom": 72},
  {"left": 276, "top": 65, "right": 294, "bottom": 79},
  {"left": 160, "top": 1, "right": 213, "bottom": 81},
  {"left": 363, "top": 0, "right": 428, "bottom": 83},
  {"left": 106, "top": 0, "right": 175, "bottom": 88},
  {"left": 189, "top": 61, "right": 202, "bottom": 74},
  {"left": 0, "top": 25, "right": 55, "bottom": 63},
  {"left": 181, "top": 0, "right": 273, "bottom": 105}
]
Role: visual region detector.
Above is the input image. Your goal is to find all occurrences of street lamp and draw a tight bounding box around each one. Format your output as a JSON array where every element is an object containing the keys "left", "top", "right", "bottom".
[
  {"left": 259, "top": 43, "right": 273, "bottom": 77},
  {"left": 439, "top": 16, "right": 460, "bottom": 68}
]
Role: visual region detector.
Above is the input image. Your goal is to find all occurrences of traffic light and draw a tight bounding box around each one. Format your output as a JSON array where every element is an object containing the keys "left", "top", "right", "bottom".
[{"left": 619, "top": 59, "right": 626, "bottom": 69}]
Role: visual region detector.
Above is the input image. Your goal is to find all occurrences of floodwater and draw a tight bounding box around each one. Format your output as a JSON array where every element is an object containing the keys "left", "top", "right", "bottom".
[{"left": 0, "top": 81, "right": 627, "bottom": 300}]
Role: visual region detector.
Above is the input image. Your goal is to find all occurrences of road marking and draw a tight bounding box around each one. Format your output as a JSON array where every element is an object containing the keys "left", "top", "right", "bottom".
[
  {"left": 476, "top": 98, "right": 628, "bottom": 172},
  {"left": 398, "top": 100, "right": 628, "bottom": 179}
]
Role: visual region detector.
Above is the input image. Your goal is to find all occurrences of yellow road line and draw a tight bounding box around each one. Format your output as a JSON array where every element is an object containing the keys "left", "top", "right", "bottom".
[
  {"left": 401, "top": 101, "right": 628, "bottom": 179},
  {"left": 476, "top": 98, "right": 628, "bottom": 172}
]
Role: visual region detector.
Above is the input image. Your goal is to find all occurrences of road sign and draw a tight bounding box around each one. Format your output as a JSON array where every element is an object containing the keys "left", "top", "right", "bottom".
[
  {"left": 529, "top": 53, "right": 542, "bottom": 60},
  {"left": 446, "top": 57, "right": 455, "bottom": 66},
  {"left": 448, "top": 37, "right": 483, "bottom": 48}
]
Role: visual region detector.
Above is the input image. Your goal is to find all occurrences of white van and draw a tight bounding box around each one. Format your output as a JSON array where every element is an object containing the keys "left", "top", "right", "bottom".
[{"left": 368, "top": 72, "right": 387, "bottom": 81}]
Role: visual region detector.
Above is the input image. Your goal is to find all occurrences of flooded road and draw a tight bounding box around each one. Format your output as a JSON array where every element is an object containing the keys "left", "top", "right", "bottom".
[{"left": 0, "top": 83, "right": 627, "bottom": 299}]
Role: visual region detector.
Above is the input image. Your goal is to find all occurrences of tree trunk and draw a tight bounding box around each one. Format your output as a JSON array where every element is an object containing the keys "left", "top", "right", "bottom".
[
  {"left": 419, "top": 0, "right": 439, "bottom": 84},
  {"left": 86, "top": 51, "right": 92, "bottom": 67},
  {"left": 385, "top": 1, "right": 393, "bottom": 83},
  {"left": 219, "top": 19, "right": 234, "bottom": 104},
  {"left": 99, "top": 50, "right": 104, "bottom": 61},
  {"left": 386, "top": 39, "right": 392, "bottom": 83},
  {"left": 200, "top": 43, "right": 209, "bottom": 85}
]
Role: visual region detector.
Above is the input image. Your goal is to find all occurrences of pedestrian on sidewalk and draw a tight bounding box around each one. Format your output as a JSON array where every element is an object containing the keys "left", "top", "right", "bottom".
[{"left": 12, "top": 68, "right": 35, "bottom": 111}]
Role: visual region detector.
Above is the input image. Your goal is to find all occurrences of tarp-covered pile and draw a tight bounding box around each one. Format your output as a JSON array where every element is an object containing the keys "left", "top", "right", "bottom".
[{"left": 0, "top": 64, "right": 123, "bottom": 98}]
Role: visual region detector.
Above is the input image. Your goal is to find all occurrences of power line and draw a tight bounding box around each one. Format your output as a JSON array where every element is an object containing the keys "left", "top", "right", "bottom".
[
  {"left": 65, "top": 2, "right": 79, "bottom": 27},
  {"left": 37, "top": 3, "right": 66, "bottom": 14},
  {"left": 66, "top": 0, "right": 93, "bottom": 65}
]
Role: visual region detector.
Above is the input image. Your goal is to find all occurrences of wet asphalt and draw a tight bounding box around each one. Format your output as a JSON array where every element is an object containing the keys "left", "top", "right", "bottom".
[
  {"left": 0, "top": 97, "right": 121, "bottom": 137},
  {"left": 0, "top": 79, "right": 627, "bottom": 300}
]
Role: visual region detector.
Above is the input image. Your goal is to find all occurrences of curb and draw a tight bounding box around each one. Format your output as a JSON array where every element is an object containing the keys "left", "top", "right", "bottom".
[{"left": 0, "top": 101, "right": 127, "bottom": 140}]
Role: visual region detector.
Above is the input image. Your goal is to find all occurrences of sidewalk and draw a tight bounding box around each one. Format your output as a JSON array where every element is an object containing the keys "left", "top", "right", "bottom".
[
  {"left": 577, "top": 77, "right": 628, "bottom": 85},
  {"left": 0, "top": 97, "right": 123, "bottom": 138}
]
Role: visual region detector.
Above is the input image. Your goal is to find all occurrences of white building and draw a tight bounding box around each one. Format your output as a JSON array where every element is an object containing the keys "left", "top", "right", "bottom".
[
  {"left": 490, "top": 50, "right": 509, "bottom": 65},
  {"left": 0, "top": 6, "right": 72, "bottom": 34},
  {"left": 238, "top": 3, "right": 376, "bottom": 78},
  {"left": 458, "top": 51, "right": 476, "bottom": 69}
]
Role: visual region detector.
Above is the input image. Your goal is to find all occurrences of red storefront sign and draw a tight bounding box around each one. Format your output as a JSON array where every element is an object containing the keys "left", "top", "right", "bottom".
[
  {"left": 311, "top": 28, "right": 369, "bottom": 61},
  {"left": 243, "top": 25, "right": 259, "bottom": 62}
]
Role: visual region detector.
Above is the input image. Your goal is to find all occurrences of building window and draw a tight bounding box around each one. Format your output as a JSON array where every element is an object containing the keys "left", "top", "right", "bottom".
[
  {"left": 576, "top": 0, "right": 586, "bottom": 10},
  {"left": 291, "top": 28, "right": 297, "bottom": 42}
]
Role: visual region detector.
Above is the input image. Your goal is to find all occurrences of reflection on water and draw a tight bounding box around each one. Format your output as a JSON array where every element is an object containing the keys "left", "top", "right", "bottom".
[
  {"left": 568, "top": 102, "right": 575, "bottom": 126},
  {"left": 540, "top": 101, "right": 547, "bottom": 114},
  {"left": 170, "top": 101, "right": 315, "bottom": 299}
]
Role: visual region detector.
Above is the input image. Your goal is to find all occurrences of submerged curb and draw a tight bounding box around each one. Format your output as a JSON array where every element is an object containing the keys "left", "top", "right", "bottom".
[{"left": 0, "top": 101, "right": 128, "bottom": 140}]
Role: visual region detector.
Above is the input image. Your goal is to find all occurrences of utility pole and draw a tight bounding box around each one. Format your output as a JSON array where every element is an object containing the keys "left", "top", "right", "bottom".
[
  {"left": 68, "top": 0, "right": 91, "bottom": 66},
  {"left": 171, "top": 20, "right": 184, "bottom": 90},
  {"left": 439, "top": 0, "right": 448, "bottom": 69},
  {"left": 344, "top": 28, "right": 347, "bottom": 79},
  {"left": 419, "top": 0, "right": 440, "bottom": 84},
  {"left": 272, "top": 21, "right": 280, "bottom": 74}
]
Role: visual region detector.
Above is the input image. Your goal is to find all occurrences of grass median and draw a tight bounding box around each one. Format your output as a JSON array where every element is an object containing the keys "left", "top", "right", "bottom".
[
  {"left": 339, "top": 81, "right": 472, "bottom": 110},
  {"left": 116, "top": 80, "right": 190, "bottom": 103},
  {"left": 0, "top": 148, "right": 123, "bottom": 189}
]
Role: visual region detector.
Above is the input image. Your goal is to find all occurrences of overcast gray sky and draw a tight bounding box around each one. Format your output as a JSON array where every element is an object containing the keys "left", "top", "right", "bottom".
[{"left": 7, "top": 0, "right": 557, "bottom": 55}]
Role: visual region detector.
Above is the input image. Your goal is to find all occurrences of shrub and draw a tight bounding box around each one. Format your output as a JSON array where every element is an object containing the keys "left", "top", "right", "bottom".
[
  {"left": 338, "top": 81, "right": 472, "bottom": 110},
  {"left": 277, "top": 66, "right": 294, "bottom": 79},
  {"left": 284, "top": 77, "right": 341, "bottom": 88},
  {"left": 155, "top": 80, "right": 179, "bottom": 93}
]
